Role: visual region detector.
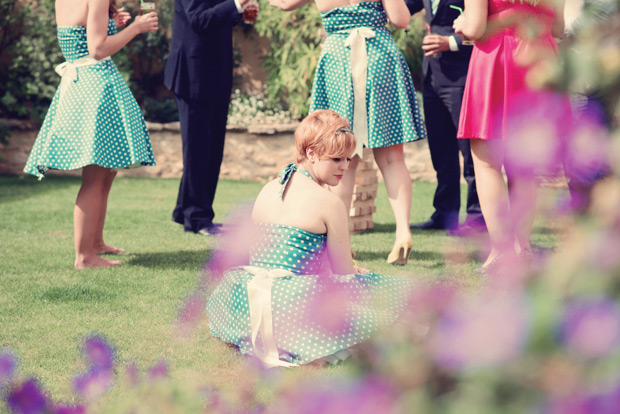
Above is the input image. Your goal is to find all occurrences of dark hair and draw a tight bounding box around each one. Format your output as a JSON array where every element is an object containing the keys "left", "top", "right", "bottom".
[{"left": 109, "top": 0, "right": 119, "bottom": 18}]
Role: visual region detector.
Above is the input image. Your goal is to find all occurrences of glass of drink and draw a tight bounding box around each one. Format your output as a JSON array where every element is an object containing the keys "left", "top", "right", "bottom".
[
  {"left": 140, "top": 0, "right": 156, "bottom": 15},
  {"left": 449, "top": 5, "right": 475, "bottom": 45},
  {"left": 242, "top": 0, "right": 258, "bottom": 24}
]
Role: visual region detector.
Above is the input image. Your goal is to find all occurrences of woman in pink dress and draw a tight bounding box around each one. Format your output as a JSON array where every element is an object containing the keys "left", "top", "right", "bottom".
[{"left": 453, "top": 0, "right": 567, "bottom": 273}]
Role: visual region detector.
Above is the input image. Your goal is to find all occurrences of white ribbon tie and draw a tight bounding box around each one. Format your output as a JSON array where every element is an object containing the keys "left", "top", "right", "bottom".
[
  {"left": 244, "top": 266, "right": 298, "bottom": 368},
  {"left": 55, "top": 56, "right": 109, "bottom": 103},
  {"left": 344, "top": 27, "right": 375, "bottom": 157}
]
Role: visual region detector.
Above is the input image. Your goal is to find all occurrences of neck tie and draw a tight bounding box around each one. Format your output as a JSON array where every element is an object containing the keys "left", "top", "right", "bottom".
[{"left": 431, "top": 0, "right": 440, "bottom": 15}]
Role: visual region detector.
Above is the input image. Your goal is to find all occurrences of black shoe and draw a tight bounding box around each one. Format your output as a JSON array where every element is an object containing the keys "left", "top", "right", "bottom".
[
  {"left": 197, "top": 223, "right": 223, "bottom": 236},
  {"left": 410, "top": 218, "right": 451, "bottom": 231},
  {"left": 447, "top": 221, "right": 487, "bottom": 237}
]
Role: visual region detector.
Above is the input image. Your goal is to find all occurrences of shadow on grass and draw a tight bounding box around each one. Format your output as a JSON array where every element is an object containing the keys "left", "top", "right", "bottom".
[
  {"left": 0, "top": 174, "right": 80, "bottom": 204},
  {"left": 127, "top": 250, "right": 211, "bottom": 271}
]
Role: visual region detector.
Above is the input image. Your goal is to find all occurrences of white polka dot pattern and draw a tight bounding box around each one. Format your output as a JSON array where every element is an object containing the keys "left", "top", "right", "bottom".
[
  {"left": 24, "top": 20, "right": 156, "bottom": 178},
  {"left": 310, "top": 1, "right": 427, "bottom": 148},
  {"left": 206, "top": 222, "right": 414, "bottom": 365}
]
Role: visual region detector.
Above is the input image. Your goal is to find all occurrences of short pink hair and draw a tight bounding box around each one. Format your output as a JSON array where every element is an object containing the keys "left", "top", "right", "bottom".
[{"left": 295, "top": 110, "right": 356, "bottom": 163}]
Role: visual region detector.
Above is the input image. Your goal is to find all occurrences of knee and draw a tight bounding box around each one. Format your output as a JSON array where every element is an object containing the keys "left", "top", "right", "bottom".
[{"left": 374, "top": 146, "right": 405, "bottom": 168}]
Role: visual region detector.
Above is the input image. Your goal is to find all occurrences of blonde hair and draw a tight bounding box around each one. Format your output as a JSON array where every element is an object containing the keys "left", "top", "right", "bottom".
[{"left": 295, "top": 110, "right": 356, "bottom": 163}]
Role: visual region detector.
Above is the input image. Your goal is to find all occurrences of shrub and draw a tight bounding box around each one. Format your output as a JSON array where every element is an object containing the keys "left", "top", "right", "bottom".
[{"left": 254, "top": 1, "right": 426, "bottom": 118}]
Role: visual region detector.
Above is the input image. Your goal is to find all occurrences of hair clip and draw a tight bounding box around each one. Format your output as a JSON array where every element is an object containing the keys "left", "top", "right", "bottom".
[{"left": 335, "top": 128, "right": 351, "bottom": 135}]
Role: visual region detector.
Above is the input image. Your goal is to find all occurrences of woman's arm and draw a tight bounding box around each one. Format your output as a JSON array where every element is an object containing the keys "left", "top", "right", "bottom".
[
  {"left": 383, "top": 0, "right": 411, "bottom": 28},
  {"left": 269, "top": 0, "right": 312, "bottom": 11},
  {"left": 551, "top": 0, "right": 565, "bottom": 38},
  {"left": 323, "top": 196, "right": 356, "bottom": 275},
  {"left": 458, "top": 0, "right": 487, "bottom": 41},
  {"left": 86, "top": 0, "right": 157, "bottom": 60}
]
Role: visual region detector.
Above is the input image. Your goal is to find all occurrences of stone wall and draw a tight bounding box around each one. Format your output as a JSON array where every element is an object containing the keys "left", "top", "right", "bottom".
[{"left": 0, "top": 119, "right": 436, "bottom": 182}]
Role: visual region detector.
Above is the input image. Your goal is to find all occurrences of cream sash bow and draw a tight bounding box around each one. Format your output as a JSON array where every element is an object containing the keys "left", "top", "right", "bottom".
[
  {"left": 55, "top": 56, "right": 110, "bottom": 103},
  {"left": 344, "top": 27, "right": 375, "bottom": 158},
  {"left": 244, "top": 266, "right": 299, "bottom": 368}
]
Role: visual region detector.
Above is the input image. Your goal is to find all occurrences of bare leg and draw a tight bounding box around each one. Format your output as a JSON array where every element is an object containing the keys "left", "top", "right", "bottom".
[
  {"left": 373, "top": 145, "right": 413, "bottom": 264},
  {"left": 373, "top": 145, "right": 412, "bottom": 241},
  {"left": 330, "top": 155, "right": 360, "bottom": 212},
  {"left": 506, "top": 165, "right": 536, "bottom": 254},
  {"left": 470, "top": 139, "right": 514, "bottom": 267},
  {"left": 93, "top": 170, "right": 125, "bottom": 255},
  {"left": 74, "top": 165, "right": 121, "bottom": 269}
]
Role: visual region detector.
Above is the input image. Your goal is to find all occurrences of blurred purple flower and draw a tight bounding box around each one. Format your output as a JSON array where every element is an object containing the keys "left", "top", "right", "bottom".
[
  {"left": 270, "top": 375, "right": 400, "bottom": 414},
  {"left": 148, "top": 360, "right": 168, "bottom": 380},
  {"left": 203, "top": 204, "right": 257, "bottom": 285},
  {"left": 429, "top": 290, "right": 530, "bottom": 370},
  {"left": 176, "top": 293, "right": 207, "bottom": 336},
  {"left": 564, "top": 111, "right": 609, "bottom": 186},
  {"left": 52, "top": 404, "right": 85, "bottom": 414},
  {"left": 73, "top": 369, "right": 113, "bottom": 401},
  {"left": 82, "top": 336, "right": 114, "bottom": 372},
  {"left": 6, "top": 379, "right": 49, "bottom": 414},
  {"left": 584, "top": 230, "right": 620, "bottom": 271},
  {"left": 304, "top": 272, "right": 355, "bottom": 335},
  {"left": 125, "top": 361, "right": 140, "bottom": 386},
  {"left": 560, "top": 298, "right": 620, "bottom": 358},
  {"left": 503, "top": 91, "right": 571, "bottom": 175},
  {"left": 0, "top": 351, "right": 17, "bottom": 387}
]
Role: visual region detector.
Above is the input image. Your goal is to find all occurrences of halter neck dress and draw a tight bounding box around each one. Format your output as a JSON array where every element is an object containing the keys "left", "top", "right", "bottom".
[
  {"left": 207, "top": 163, "right": 414, "bottom": 367},
  {"left": 23, "top": 20, "right": 155, "bottom": 179},
  {"left": 310, "top": 1, "right": 426, "bottom": 157}
]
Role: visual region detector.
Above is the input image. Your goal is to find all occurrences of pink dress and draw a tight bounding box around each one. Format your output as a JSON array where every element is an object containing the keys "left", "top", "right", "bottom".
[{"left": 457, "top": 0, "right": 565, "bottom": 140}]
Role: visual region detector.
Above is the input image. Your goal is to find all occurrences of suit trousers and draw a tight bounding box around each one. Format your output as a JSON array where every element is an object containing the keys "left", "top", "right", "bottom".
[
  {"left": 423, "top": 75, "right": 482, "bottom": 228},
  {"left": 172, "top": 95, "right": 230, "bottom": 232}
]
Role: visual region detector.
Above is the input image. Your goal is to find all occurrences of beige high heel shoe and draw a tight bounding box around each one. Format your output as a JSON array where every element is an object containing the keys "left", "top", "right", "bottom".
[{"left": 387, "top": 236, "right": 413, "bottom": 265}]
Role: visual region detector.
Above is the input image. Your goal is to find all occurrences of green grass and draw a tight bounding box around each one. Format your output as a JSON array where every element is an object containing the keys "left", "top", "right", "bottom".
[{"left": 0, "top": 174, "right": 564, "bottom": 404}]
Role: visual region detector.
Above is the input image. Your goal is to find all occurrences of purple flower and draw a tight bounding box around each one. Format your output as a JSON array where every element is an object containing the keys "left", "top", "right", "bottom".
[
  {"left": 429, "top": 289, "right": 530, "bottom": 370},
  {"left": 176, "top": 293, "right": 206, "bottom": 337},
  {"left": 6, "top": 379, "right": 50, "bottom": 414},
  {"left": 82, "top": 336, "right": 114, "bottom": 371},
  {"left": 73, "top": 369, "right": 113, "bottom": 401},
  {"left": 0, "top": 351, "right": 17, "bottom": 387},
  {"left": 125, "top": 361, "right": 140, "bottom": 386},
  {"left": 271, "top": 375, "right": 399, "bottom": 414},
  {"left": 148, "top": 360, "right": 168, "bottom": 380},
  {"left": 203, "top": 204, "right": 257, "bottom": 285},
  {"left": 560, "top": 298, "right": 620, "bottom": 358},
  {"left": 52, "top": 404, "right": 86, "bottom": 414}
]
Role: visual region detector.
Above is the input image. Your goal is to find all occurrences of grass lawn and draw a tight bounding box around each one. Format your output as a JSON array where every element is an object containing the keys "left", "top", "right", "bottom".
[{"left": 0, "top": 174, "right": 566, "bottom": 406}]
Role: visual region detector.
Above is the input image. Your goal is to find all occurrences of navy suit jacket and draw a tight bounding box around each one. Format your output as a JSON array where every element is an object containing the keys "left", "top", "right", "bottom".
[
  {"left": 406, "top": 0, "right": 471, "bottom": 87},
  {"left": 164, "top": 0, "right": 242, "bottom": 103}
]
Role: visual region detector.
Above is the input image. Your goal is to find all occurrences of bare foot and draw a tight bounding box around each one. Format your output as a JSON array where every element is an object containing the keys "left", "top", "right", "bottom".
[
  {"left": 96, "top": 244, "right": 126, "bottom": 255},
  {"left": 75, "top": 256, "right": 122, "bottom": 269}
]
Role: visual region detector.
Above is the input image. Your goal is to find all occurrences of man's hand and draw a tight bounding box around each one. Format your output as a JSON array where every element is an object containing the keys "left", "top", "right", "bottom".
[{"left": 422, "top": 34, "right": 451, "bottom": 57}]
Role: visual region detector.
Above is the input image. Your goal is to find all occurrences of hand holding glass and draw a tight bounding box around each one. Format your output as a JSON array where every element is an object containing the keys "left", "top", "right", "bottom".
[{"left": 450, "top": 5, "right": 475, "bottom": 45}]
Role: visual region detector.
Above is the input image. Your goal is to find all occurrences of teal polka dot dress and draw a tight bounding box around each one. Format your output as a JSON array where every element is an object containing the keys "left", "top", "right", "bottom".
[
  {"left": 310, "top": 1, "right": 427, "bottom": 150},
  {"left": 23, "top": 20, "right": 155, "bottom": 179},
  {"left": 207, "top": 165, "right": 414, "bottom": 366}
]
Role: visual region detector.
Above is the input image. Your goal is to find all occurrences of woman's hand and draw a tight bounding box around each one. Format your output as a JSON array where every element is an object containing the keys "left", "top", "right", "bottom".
[
  {"left": 453, "top": 13, "right": 465, "bottom": 34},
  {"left": 114, "top": 7, "right": 131, "bottom": 28},
  {"left": 131, "top": 12, "right": 158, "bottom": 34}
]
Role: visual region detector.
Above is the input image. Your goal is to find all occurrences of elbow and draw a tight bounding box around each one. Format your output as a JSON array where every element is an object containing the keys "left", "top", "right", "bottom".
[
  {"left": 391, "top": 15, "right": 411, "bottom": 29},
  {"left": 462, "top": 25, "right": 485, "bottom": 41},
  {"left": 88, "top": 46, "right": 106, "bottom": 61}
]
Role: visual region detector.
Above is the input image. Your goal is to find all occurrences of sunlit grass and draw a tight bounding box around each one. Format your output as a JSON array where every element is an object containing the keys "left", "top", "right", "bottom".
[{"left": 0, "top": 174, "right": 563, "bottom": 403}]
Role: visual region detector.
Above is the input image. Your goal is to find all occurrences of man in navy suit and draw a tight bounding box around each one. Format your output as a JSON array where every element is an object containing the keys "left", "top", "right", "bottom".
[
  {"left": 407, "top": 0, "right": 484, "bottom": 235},
  {"left": 164, "top": 0, "right": 251, "bottom": 235}
]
